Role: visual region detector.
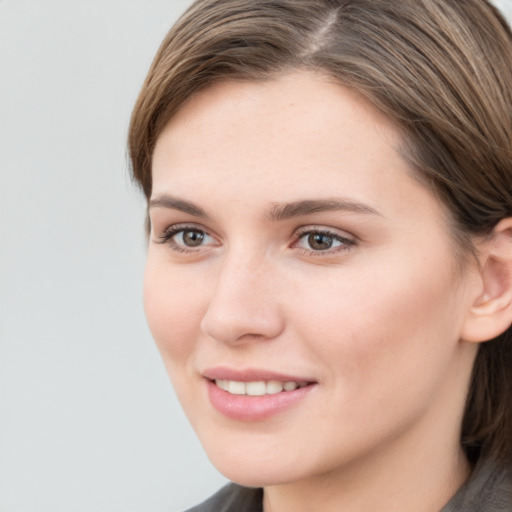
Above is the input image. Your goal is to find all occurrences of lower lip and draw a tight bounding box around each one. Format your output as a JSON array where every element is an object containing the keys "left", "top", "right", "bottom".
[{"left": 206, "top": 380, "right": 316, "bottom": 421}]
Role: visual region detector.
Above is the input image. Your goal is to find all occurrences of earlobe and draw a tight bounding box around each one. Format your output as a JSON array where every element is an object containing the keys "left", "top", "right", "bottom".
[{"left": 461, "top": 218, "right": 512, "bottom": 343}]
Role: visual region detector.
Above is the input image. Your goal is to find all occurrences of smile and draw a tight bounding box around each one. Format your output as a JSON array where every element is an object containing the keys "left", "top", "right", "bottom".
[
  {"left": 206, "top": 373, "right": 317, "bottom": 421},
  {"left": 214, "top": 379, "right": 308, "bottom": 396}
]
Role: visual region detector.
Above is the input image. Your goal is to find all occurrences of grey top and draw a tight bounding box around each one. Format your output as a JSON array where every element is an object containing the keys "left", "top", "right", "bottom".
[
  {"left": 441, "top": 461, "right": 511, "bottom": 512},
  {"left": 186, "top": 484, "right": 262, "bottom": 512},
  {"left": 185, "top": 461, "right": 511, "bottom": 512}
]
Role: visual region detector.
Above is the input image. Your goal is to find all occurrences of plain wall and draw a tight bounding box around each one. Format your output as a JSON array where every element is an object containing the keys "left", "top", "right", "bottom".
[{"left": 1, "top": 1, "right": 511, "bottom": 511}]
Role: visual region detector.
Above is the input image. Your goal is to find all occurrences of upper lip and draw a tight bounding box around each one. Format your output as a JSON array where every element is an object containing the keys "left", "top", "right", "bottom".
[{"left": 201, "top": 366, "right": 317, "bottom": 383}]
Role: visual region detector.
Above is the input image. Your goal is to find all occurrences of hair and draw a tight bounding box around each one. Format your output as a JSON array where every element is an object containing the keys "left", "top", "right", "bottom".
[{"left": 129, "top": 0, "right": 512, "bottom": 467}]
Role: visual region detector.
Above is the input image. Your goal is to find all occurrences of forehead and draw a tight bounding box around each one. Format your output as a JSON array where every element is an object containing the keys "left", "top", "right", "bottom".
[
  {"left": 150, "top": 71, "right": 445, "bottom": 229},
  {"left": 153, "top": 72, "right": 404, "bottom": 180},
  {"left": 156, "top": 71, "right": 401, "bottom": 150}
]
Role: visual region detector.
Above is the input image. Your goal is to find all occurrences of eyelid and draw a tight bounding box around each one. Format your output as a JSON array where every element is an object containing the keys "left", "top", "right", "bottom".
[
  {"left": 154, "top": 222, "right": 357, "bottom": 257},
  {"left": 155, "top": 223, "right": 219, "bottom": 251}
]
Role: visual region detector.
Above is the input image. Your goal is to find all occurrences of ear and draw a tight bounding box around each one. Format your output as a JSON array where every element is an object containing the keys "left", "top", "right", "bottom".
[{"left": 461, "top": 218, "right": 512, "bottom": 343}]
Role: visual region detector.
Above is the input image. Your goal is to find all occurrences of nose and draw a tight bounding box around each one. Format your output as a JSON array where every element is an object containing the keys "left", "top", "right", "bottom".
[{"left": 200, "top": 253, "right": 285, "bottom": 345}]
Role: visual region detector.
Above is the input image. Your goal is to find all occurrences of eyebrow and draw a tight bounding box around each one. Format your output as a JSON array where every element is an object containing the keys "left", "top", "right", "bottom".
[
  {"left": 149, "top": 194, "right": 380, "bottom": 221},
  {"left": 267, "top": 198, "right": 381, "bottom": 221},
  {"left": 149, "top": 195, "right": 210, "bottom": 218}
]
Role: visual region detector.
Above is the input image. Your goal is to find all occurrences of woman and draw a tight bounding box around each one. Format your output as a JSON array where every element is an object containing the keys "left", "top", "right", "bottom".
[{"left": 128, "top": 1, "right": 512, "bottom": 510}]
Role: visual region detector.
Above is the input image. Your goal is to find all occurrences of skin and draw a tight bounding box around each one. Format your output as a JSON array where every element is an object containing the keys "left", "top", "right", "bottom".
[{"left": 145, "top": 71, "right": 484, "bottom": 512}]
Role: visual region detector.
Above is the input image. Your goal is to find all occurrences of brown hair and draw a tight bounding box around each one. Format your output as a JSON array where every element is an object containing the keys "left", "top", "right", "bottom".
[{"left": 129, "top": 0, "right": 512, "bottom": 466}]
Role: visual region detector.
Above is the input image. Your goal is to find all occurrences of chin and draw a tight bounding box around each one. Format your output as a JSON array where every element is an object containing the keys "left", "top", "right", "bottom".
[
  {"left": 214, "top": 458, "right": 298, "bottom": 488},
  {"left": 199, "top": 435, "right": 305, "bottom": 488}
]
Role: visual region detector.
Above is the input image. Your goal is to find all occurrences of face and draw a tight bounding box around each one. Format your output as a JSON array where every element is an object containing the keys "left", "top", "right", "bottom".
[{"left": 146, "top": 72, "right": 478, "bottom": 487}]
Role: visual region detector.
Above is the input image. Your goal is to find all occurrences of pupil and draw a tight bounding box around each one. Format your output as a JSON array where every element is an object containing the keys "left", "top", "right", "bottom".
[
  {"left": 183, "top": 230, "right": 204, "bottom": 247},
  {"left": 308, "top": 233, "right": 332, "bottom": 250}
]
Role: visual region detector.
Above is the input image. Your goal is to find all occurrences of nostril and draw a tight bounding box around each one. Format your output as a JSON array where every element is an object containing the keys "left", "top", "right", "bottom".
[{"left": 200, "top": 301, "right": 284, "bottom": 345}]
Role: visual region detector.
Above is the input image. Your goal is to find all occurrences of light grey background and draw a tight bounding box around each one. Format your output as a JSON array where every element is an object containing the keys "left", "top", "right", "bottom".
[
  {"left": 494, "top": 0, "right": 512, "bottom": 22},
  {"left": 1, "top": 1, "right": 511, "bottom": 512},
  {"left": 0, "top": 1, "right": 227, "bottom": 511}
]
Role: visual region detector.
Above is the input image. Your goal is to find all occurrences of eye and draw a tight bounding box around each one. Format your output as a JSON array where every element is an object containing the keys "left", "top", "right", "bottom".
[
  {"left": 176, "top": 229, "right": 207, "bottom": 247},
  {"left": 157, "top": 225, "right": 217, "bottom": 251},
  {"left": 294, "top": 228, "right": 355, "bottom": 254}
]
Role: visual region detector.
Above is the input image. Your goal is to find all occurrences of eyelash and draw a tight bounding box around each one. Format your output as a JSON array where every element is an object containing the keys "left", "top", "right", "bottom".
[
  {"left": 292, "top": 228, "right": 356, "bottom": 256},
  {"left": 157, "top": 224, "right": 211, "bottom": 253},
  {"left": 156, "top": 224, "right": 356, "bottom": 255}
]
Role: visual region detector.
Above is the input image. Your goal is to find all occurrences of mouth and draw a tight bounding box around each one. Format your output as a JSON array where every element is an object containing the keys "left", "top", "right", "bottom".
[{"left": 202, "top": 368, "right": 317, "bottom": 421}]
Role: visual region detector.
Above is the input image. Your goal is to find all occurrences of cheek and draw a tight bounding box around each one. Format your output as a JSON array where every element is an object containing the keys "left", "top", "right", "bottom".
[
  {"left": 292, "top": 255, "right": 464, "bottom": 401},
  {"left": 143, "top": 259, "right": 206, "bottom": 365}
]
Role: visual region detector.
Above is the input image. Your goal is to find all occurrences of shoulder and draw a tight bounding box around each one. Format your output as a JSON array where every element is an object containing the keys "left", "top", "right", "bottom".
[
  {"left": 441, "top": 460, "right": 512, "bottom": 512},
  {"left": 184, "top": 483, "right": 263, "bottom": 512}
]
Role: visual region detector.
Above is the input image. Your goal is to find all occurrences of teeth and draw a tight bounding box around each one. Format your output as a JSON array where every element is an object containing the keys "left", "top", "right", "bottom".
[
  {"left": 228, "top": 381, "right": 246, "bottom": 395},
  {"left": 216, "top": 379, "right": 229, "bottom": 391},
  {"left": 246, "top": 381, "right": 266, "bottom": 396},
  {"left": 283, "top": 381, "right": 298, "bottom": 391},
  {"left": 266, "top": 380, "right": 283, "bottom": 394},
  {"left": 215, "top": 379, "right": 305, "bottom": 396}
]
